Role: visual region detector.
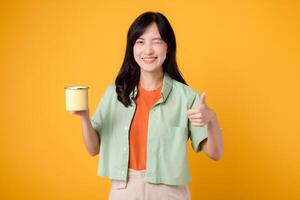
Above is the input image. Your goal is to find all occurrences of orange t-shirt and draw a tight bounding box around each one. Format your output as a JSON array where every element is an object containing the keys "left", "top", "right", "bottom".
[{"left": 129, "top": 82, "right": 162, "bottom": 170}]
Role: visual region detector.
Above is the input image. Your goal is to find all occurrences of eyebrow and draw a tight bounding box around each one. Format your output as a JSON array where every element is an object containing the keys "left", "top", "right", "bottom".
[{"left": 137, "top": 37, "right": 163, "bottom": 40}]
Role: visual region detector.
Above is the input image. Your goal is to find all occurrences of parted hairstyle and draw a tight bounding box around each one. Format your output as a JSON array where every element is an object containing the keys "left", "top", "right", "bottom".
[{"left": 115, "top": 11, "right": 187, "bottom": 107}]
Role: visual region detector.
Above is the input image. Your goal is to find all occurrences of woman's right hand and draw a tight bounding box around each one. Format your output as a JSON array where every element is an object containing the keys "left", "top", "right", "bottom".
[{"left": 69, "top": 109, "right": 90, "bottom": 119}]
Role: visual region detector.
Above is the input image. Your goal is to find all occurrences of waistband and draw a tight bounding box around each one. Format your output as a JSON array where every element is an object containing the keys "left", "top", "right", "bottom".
[{"left": 128, "top": 168, "right": 147, "bottom": 177}]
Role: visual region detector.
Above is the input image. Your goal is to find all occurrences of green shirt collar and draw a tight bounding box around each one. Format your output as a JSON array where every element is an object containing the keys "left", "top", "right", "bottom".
[{"left": 130, "top": 72, "right": 173, "bottom": 103}]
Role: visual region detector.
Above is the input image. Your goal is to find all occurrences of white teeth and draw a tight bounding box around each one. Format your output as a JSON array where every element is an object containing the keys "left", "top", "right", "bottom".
[
  {"left": 143, "top": 57, "right": 157, "bottom": 60},
  {"left": 142, "top": 57, "right": 157, "bottom": 63}
]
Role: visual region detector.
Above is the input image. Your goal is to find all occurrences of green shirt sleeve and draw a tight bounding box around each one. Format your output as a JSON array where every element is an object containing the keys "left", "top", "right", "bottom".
[
  {"left": 188, "top": 91, "right": 208, "bottom": 152},
  {"left": 91, "top": 84, "right": 114, "bottom": 140}
]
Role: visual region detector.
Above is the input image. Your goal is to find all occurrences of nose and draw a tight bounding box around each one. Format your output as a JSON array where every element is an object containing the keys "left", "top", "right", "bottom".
[{"left": 144, "top": 43, "right": 154, "bottom": 55}]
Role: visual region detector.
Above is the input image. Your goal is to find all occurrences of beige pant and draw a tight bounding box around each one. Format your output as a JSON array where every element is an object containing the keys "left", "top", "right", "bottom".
[{"left": 109, "top": 168, "right": 191, "bottom": 200}]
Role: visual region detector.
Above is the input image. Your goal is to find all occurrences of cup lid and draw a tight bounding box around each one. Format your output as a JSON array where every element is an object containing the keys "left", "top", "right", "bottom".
[{"left": 64, "top": 85, "right": 89, "bottom": 90}]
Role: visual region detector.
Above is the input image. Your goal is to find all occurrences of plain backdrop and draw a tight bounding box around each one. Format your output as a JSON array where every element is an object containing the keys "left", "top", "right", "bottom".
[{"left": 1, "top": 0, "right": 299, "bottom": 199}]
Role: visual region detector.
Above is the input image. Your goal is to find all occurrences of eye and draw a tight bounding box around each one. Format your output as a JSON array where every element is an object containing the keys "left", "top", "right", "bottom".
[
  {"left": 153, "top": 40, "right": 163, "bottom": 44},
  {"left": 136, "top": 40, "right": 143, "bottom": 44}
]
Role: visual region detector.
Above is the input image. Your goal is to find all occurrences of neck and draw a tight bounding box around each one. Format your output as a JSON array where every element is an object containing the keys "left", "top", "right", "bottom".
[{"left": 139, "top": 69, "right": 164, "bottom": 90}]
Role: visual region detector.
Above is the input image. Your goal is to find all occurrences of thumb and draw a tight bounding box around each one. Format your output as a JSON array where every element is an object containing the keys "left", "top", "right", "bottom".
[{"left": 199, "top": 92, "right": 206, "bottom": 105}]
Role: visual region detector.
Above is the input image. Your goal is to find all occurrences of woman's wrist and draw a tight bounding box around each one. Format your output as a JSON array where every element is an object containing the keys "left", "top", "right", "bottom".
[
  {"left": 80, "top": 113, "right": 90, "bottom": 121},
  {"left": 209, "top": 112, "right": 223, "bottom": 133}
]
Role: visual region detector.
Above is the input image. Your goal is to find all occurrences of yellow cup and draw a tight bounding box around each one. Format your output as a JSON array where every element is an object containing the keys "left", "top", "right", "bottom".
[{"left": 64, "top": 85, "right": 89, "bottom": 111}]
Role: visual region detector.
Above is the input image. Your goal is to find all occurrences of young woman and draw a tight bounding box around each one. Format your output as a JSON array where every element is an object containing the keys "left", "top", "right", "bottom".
[{"left": 70, "top": 11, "right": 223, "bottom": 200}]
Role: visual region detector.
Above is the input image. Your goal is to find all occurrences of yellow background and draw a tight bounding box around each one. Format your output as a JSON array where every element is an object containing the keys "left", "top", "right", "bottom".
[{"left": 1, "top": 0, "right": 299, "bottom": 199}]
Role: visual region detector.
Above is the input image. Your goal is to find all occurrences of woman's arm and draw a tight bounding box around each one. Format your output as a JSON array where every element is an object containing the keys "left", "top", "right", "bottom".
[
  {"left": 81, "top": 114, "right": 100, "bottom": 156},
  {"left": 201, "top": 112, "right": 224, "bottom": 160},
  {"left": 187, "top": 92, "right": 224, "bottom": 160},
  {"left": 70, "top": 110, "right": 100, "bottom": 156}
]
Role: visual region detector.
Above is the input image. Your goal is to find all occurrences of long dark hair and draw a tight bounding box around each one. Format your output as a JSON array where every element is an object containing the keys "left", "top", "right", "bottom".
[{"left": 115, "top": 11, "right": 187, "bottom": 107}]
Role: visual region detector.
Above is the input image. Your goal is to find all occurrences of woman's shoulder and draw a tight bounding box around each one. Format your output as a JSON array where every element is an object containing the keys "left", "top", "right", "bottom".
[
  {"left": 172, "top": 79, "right": 199, "bottom": 97},
  {"left": 98, "top": 83, "right": 116, "bottom": 100},
  {"left": 171, "top": 79, "right": 203, "bottom": 108},
  {"left": 105, "top": 83, "right": 116, "bottom": 92}
]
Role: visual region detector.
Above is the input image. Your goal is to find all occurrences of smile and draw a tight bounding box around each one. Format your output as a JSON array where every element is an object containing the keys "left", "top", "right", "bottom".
[{"left": 142, "top": 57, "right": 157, "bottom": 64}]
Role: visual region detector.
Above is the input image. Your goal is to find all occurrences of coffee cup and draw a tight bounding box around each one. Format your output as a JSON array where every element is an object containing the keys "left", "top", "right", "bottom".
[{"left": 64, "top": 85, "right": 89, "bottom": 111}]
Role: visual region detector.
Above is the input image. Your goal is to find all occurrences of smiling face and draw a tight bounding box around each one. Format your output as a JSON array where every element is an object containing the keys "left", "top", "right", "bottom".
[{"left": 133, "top": 22, "right": 168, "bottom": 74}]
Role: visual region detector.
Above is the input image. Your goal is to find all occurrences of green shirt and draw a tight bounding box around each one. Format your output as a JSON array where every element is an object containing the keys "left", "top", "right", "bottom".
[{"left": 91, "top": 72, "right": 208, "bottom": 185}]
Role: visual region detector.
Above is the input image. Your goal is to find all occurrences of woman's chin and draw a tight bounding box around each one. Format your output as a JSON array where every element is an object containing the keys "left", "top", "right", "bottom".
[{"left": 140, "top": 66, "right": 162, "bottom": 74}]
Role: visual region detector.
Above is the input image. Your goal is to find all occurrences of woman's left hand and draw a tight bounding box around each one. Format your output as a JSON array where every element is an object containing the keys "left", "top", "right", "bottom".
[{"left": 187, "top": 92, "right": 216, "bottom": 127}]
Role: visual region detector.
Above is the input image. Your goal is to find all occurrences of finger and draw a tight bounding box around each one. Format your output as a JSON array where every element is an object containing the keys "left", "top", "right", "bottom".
[
  {"left": 199, "top": 92, "right": 206, "bottom": 105},
  {"left": 187, "top": 108, "right": 200, "bottom": 116},
  {"left": 189, "top": 118, "right": 205, "bottom": 124},
  {"left": 191, "top": 122, "right": 205, "bottom": 127},
  {"left": 187, "top": 113, "right": 205, "bottom": 119},
  {"left": 194, "top": 116, "right": 207, "bottom": 122},
  {"left": 190, "top": 117, "right": 210, "bottom": 126},
  {"left": 199, "top": 118, "right": 211, "bottom": 126}
]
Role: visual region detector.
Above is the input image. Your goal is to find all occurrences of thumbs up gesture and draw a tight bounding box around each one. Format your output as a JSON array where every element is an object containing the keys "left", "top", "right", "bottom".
[{"left": 187, "top": 92, "right": 216, "bottom": 127}]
